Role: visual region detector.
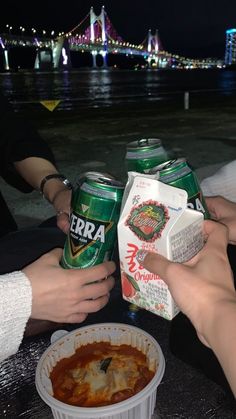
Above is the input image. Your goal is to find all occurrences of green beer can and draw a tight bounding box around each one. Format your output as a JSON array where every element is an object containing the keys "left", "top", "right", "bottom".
[
  {"left": 149, "top": 158, "right": 210, "bottom": 219},
  {"left": 125, "top": 138, "right": 168, "bottom": 173},
  {"left": 61, "top": 172, "right": 124, "bottom": 269}
]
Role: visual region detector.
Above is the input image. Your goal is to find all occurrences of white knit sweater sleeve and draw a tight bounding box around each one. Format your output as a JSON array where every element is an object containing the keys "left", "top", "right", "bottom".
[
  {"left": 0, "top": 271, "right": 32, "bottom": 362},
  {"left": 200, "top": 160, "right": 236, "bottom": 203}
]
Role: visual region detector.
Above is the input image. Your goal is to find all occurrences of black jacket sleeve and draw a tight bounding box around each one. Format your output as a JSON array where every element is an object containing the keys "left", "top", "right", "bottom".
[{"left": 0, "top": 92, "right": 56, "bottom": 192}]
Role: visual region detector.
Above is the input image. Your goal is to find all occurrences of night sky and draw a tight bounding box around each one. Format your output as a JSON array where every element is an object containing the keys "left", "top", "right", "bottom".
[{"left": 2, "top": 0, "right": 236, "bottom": 58}]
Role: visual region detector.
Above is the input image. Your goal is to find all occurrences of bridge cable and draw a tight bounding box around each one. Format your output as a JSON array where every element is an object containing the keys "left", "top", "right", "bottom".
[{"left": 65, "top": 11, "right": 90, "bottom": 36}]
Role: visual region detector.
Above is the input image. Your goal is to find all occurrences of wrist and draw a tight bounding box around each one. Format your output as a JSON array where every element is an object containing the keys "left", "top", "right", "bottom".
[
  {"left": 44, "top": 180, "right": 70, "bottom": 205},
  {"left": 200, "top": 297, "right": 236, "bottom": 347},
  {"left": 201, "top": 299, "right": 236, "bottom": 393},
  {"left": 40, "top": 174, "right": 73, "bottom": 204}
]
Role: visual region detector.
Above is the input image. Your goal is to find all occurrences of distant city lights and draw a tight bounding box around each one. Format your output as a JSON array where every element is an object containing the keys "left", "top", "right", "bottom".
[{"left": 225, "top": 28, "right": 236, "bottom": 65}]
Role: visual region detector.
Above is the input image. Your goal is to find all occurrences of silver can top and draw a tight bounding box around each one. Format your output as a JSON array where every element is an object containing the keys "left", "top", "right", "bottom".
[
  {"left": 77, "top": 171, "right": 124, "bottom": 189},
  {"left": 145, "top": 157, "right": 187, "bottom": 174},
  {"left": 126, "top": 138, "right": 162, "bottom": 151}
]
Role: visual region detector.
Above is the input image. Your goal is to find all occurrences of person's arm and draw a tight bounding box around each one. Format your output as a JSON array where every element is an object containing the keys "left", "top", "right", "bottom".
[
  {"left": 0, "top": 250, "right": 115, "bottom": 362},
  {"left": 0, "top": 92, "right": 71, "bottom": 233},
  {"left": 14, "top": 157, "right": 72, "bottom": 233},
  {"left": 136, "top": 220, "right": 236, "bottom": 396},
  {"left": 200, "top": 160, "right": 236, "bottom": 203},
  {"left": 0, "top": 271, "right": 32, "bottom": 362},
  {"left": 0, "top": 93, "right": 56, "bottom": 192}
]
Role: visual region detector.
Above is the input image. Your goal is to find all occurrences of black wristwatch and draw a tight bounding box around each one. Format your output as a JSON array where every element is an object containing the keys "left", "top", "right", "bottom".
[{"left": 40, "top": 174, "right": 73, "bottom": 196}]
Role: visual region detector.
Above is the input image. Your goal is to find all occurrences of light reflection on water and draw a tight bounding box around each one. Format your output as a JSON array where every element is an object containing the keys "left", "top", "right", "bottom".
[{"left": 0, "top": 68, "right": 236, "bottom": 111}]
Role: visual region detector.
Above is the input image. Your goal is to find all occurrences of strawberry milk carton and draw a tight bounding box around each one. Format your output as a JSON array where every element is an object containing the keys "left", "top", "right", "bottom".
[{"left": 118, "top": 172, "right": 204, "bottom": 320}]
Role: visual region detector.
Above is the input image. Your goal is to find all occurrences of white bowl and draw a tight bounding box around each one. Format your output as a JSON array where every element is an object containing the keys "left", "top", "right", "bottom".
[{"left": 35, "top": 322, "right": 165, "bottom": 419}]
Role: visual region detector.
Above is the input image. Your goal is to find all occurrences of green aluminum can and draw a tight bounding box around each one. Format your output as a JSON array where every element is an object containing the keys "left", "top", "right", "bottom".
[
  {"left": 149, "top": 158, "right": 210, "bottom": 219},
  {"left": 125, "top": 138, "right": 168, "bottom": 173},
  {"left": 61, "top": 173, "right": 124, "bottom": 269}
]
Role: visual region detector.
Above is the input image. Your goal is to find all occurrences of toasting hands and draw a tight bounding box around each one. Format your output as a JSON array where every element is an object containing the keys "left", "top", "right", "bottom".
[
  {"left": 136, "top": 220, "right": 236, "bottom": 396},
  {"left": 23, "top": 248, "right": 115, "bottom": 324},
  {"left": 206, "top": 196, "right": 236, "bottom": 244}
]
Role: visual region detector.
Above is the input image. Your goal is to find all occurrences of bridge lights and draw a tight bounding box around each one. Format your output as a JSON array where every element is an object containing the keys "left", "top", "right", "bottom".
[{"left": 6, "top": 25, "right": 13, "bottom": 34}]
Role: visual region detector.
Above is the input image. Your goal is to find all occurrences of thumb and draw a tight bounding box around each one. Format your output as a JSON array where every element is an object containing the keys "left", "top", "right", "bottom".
[{"left": 136, "top": 250, "right": 173, "bottom": 285}]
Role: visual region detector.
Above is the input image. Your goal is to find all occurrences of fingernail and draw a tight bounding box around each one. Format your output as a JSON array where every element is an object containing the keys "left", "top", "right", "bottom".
[{"left": 136, "top": 249, "right": 148, "bottom": 264}]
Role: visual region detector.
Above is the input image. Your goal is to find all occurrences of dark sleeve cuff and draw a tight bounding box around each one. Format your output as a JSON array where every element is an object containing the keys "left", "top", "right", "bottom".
[{"left": 1, "top": 118, "right": 56, "bottom": 192}]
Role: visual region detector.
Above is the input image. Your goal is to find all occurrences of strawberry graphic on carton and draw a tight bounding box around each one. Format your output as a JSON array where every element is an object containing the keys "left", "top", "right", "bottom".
[
  {"left": 118, "top": 172, "right": 204, "bottom": 320},
  {"left": 126, "top": 200, "right": 169, "bottom": 242}
]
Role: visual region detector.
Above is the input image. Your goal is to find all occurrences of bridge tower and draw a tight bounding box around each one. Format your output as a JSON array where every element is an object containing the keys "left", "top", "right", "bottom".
[
  {"left": 3, "top": 49, "right": 10, "bottom": 70},
  {"left": 147, "top": 29, "right": 159, "bottom": 67},
  {"left": 90, "top": 6, "right": 107, "bottom": 67},
  {"left": 34, "top": 45, "right": 54, "bottom": 70},
  {"left": 36, "top": 37, "right": 72, "bottom": 70},
  {"left": 51, "top": 37, "right": 71, "bottom": 69},
  {"left": 0, "top": 38, "right": 10, "bottom": 70}
]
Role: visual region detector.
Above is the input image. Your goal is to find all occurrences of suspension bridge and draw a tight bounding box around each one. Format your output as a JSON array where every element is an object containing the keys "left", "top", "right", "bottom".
[{"left": 0, "top": 6, "right": 222, "bottom": 71}]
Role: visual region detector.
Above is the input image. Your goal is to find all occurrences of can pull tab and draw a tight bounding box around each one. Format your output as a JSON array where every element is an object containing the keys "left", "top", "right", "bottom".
[
  {"left": 76, "top": 171, "right": 115, "bottom": 187},
  {"left": 138, "top": 138, "right": 149, "bottom": 147}
]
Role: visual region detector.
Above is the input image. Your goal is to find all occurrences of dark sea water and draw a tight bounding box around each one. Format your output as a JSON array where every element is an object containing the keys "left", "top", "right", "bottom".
[{"left": 0, "top": 68, "right": 236, "bottom": 112}]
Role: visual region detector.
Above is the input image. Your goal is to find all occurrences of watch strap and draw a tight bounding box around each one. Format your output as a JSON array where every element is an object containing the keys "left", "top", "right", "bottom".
[{"left": 40, "top": 174, "right": 72, "bottom": 196}]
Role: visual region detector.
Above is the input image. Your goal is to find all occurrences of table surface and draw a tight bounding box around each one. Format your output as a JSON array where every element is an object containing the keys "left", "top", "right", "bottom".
[{"left": 0, "top": 286, "right": 236, "bottom": 419}]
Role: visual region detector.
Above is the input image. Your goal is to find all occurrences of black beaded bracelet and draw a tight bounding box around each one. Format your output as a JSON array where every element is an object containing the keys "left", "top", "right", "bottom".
[{"left": 40, "top": 174, "right": 73, "bottom": 197}]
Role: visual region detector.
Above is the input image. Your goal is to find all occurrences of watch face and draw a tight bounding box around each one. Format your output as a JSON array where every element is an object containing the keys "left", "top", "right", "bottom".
[{"left": 63, "top": 179, "right": 73, "bottom": 189}]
